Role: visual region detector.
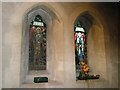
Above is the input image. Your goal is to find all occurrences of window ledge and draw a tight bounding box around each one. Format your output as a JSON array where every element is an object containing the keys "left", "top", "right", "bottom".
[
  {"left": 20, "top": 80, "right": 63, "bottom": 88},
  {"left": 28, "top": 71, "right": 49, "bottom": 75},
  {"left": 76, "top": 78, "right": 105, "bottom": 84}
]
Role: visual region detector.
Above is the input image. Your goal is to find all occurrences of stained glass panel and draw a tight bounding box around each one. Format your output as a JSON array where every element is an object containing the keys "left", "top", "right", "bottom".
[
  {"left": 74, "top": 21, "right": 100, "bottom": 80},
  {"left": 74, "top": 21, "right": 89, "bottom": 80},
  {"left": 29, "top": 15, "right": 46, "bottom": 70}
]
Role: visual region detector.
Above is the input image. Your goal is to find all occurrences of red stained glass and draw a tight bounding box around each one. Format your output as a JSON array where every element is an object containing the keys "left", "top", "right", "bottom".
[{"left": 29, "top": 15, "right": 47, "bottom": 71}]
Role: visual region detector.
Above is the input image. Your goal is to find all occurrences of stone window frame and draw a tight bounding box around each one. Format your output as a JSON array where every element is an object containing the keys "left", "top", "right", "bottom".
[{"left": 21, "top": 4, "right": 60, "bottom": 84}]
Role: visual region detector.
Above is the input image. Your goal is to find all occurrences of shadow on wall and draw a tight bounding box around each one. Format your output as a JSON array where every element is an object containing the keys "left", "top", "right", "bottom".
[
  {"left": 74, "top": 11, "right": 107, "bottom": 87},
  {"left": 74, "top": 11, "right": 94, "bottom": 34}
]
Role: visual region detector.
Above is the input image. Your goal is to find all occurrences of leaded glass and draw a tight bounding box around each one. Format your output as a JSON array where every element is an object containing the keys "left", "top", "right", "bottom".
[
  {"left": 74, "top": 21, "right": 89, "bottom": 80},
  {"left": 74, "top": 21, "right": 100, "bottom": 80},
  {"left": 29, "top": 15, "right": 46, "bottom": 70}
]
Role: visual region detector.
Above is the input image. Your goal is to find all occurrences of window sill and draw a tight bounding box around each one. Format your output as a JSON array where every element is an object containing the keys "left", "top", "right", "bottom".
[
  {"left": 76, "top": 78, "right": 104, "bottom": 84},
  {"left": 28, "top": 70, "right": 49, "bottom": 75},
  {"left": 21, "top": 80, "right": 62, "bottom": 88}
]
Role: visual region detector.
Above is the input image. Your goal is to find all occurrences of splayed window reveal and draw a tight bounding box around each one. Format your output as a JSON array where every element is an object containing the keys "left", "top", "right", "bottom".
[{"left": 74, "top": 21, "right": 100, "bottom": 80}]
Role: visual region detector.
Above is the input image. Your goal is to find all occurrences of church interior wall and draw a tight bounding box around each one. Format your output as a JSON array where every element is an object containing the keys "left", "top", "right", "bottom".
[{"left": 2, "top": 2, "right": 119, "bottom": 88}]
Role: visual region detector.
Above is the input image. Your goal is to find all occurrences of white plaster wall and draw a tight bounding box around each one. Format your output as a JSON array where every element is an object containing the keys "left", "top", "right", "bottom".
[{"left": 2, "top": 3, "right": 22, "bottom": 88}]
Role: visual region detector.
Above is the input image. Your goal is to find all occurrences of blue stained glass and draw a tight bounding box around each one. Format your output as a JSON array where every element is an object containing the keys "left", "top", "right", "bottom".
[
  {"left": 74, "top": 21, "right": 88, "bottom": 79},
  {"left": 75, "top": 21, "right": 100, "bottom": 80}
]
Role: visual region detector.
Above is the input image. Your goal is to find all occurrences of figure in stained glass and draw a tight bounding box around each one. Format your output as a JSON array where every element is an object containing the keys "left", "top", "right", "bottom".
[
  {"left": 29, "top": 15, "right": 46, "bottom": 70},
  {"left": 74, "top": 21, "right": 100, "bottom": 80}
]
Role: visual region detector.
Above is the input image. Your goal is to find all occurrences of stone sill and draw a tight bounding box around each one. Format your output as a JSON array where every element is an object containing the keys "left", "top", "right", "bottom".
[
  {"left": 76, "top": 78, "right": 104, "bottom": 84},
  {"left": 28, "top": 70, "right": 49, "bottom": 76},
  {"left": 20, "top": 80, "right": 63, "bottom": 88}
]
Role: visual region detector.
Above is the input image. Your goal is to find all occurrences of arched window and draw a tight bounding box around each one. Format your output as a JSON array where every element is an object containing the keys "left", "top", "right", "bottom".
[
  {"left": 74, "top": 19, "right": 100, "bottom": 80},
  {"left": 29, "top": 15, "right": 47, "bottom": 71},
  {"left": 20, "top": 4, "right": 62, "bottom": 84},
  {"left": 74, "top": 21, "right": 89, "bottom": 80}
]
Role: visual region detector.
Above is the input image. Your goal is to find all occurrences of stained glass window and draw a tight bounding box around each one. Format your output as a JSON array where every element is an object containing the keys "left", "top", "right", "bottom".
[
  {"left": 74, "top": 21, "right": 88, "bottom": 80},
  {"left": 74, "top": 21, "right": 100, "bottom": 80},
  {"left": 29, "top": 15, "right": 47, "bottom": 70}
]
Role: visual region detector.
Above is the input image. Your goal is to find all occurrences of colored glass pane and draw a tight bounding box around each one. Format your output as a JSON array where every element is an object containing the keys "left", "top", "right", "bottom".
[
  {"left": 75, "top": 21, "right": 100, "bottom": 80},
  {"left": 74, "top": 21, "right": 88, "bottom": 80},
  {"left": 29, "top": 15, "right": 46, "bottom": 70}
]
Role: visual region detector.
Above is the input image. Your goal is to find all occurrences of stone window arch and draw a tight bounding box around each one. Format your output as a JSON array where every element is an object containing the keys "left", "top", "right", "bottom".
[
  {"left": 74, "top": 11, "right": 103, "bottom": 80},
  {"left": 21, "top": 4, "right": 61, "bottom": 84}
]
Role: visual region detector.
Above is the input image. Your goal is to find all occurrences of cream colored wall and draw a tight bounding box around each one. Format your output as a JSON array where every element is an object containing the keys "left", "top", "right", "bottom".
[{"left": 2, "top": 2, "right": 118, "bottom": 88}]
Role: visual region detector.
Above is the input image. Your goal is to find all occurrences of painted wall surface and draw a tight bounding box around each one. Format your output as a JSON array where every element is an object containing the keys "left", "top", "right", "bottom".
[{"left": 2, "top": 2, "right": 119, "bottom": 88}]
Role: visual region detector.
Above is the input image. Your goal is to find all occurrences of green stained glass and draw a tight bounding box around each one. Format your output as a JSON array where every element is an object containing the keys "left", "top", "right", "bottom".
[{"left": 29, "top": 15, "right": 46, "bottom": 70}]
